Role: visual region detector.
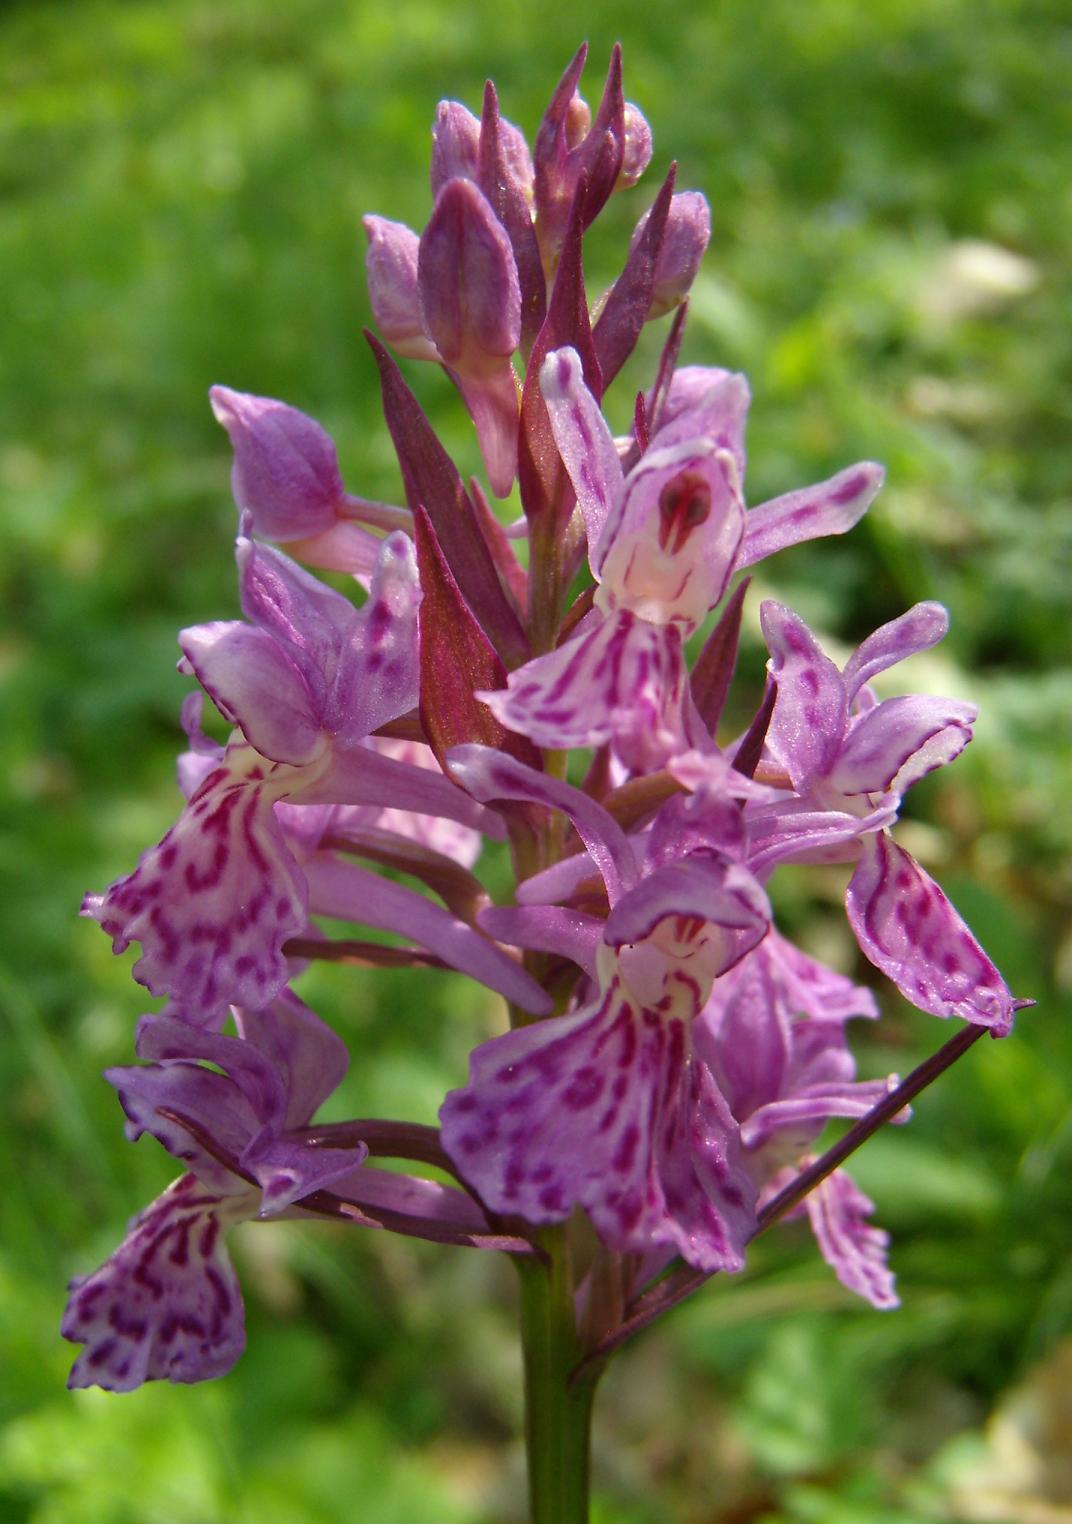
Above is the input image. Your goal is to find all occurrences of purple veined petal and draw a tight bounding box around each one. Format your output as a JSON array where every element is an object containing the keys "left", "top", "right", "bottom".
[
  {"left": 430, "top": 99, "right": 482, "bottom": 193},
  {"left": 440, "top": 978, "right": 755, "bottom": 1272},
  {"left": 233, "top": 990, "right": 350, "bottom": 1130},
  {"left": 452, "top": 361, "right": 521, "bottom": 500},
  {"left": 846, "top": 834, "right": 1018, "bottom": 1034},
  {"left": 326, "top": 531, "right": 421, "bottom": 744},
  {"left": 479, "top": 904, "right": 604, "bottom": 978},
  {"left": 301, "top": 743, "right": 505, "bottom": 838},
  {"left": 740, "top": 462, "right": 884, "bottom": 570},
  {"left": 605, "top": 855, "right": 771, "bottom": 985},
  {"left": 63, "top": 1174, "right": 251, "bottom": 1391},
  {"left": 841, "top": 601, "right": 950, "bottom": 706},
  {"left": 304, "top": 856, "right": 551, "bottom": 1015},
  {"left": 595, "top": 443, "right": 745, "bottom": 628},
  {"left": 480, "top": 609, "right": 690, "bottom": 769},
  {"left": 830, "top": 694, "right": 977, "bottom": 797},
  {"left": 418, "top": 178, "right": 521, "bottom": 372},
  {"left": 83, "top": 751, "right": 308, "bottom": 1024},
  {"left": 363, "top": 215, "right": 441, "bottom": 363},
  {"left": 646, "top": 370, "right": 751, "bottom": 481},
  {"left": 243, "top": 1135, "right": 368, "bottom": 1215},
  {"left": 540, "top": 345, "right": 624, "bottom": 554},
  {"left": 654, "top": 1054, "right": 757, "bottom": 1273},
  {"left": 803, "top": 1167, "right": 898, "bottom": 1309},
  {"left": 446, "top": 742, "right": 637, "bottom": 903},
  {"left": 179, "top": 621, "right": 323, "bottom": 767},
  {"left": 209, "top": 386, "right": 344, "bottom": 543},
  {"left": 643, "top": 784, "right": 748, "bottom": 871},
  {"left": 760, "top": 602, "right": 849, "bottom": 789},
  {"left": 105, "top": 1058, "right": 256, "bottom": 1194}
]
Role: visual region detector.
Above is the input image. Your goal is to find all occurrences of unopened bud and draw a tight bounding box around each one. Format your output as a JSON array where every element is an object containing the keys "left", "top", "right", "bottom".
[
  {"left": 564, "top": 92, "right": 591, "bottom": 150},
  {"left": 631, "top": 190, "right": 711, "bottom": 318},
  {"left": 209, "top": 386, "right": 343, "bottom": 541},
  {"left": 617, "top": 102, "right": 653, "bottom": 189},
  {"left": 363, "top": 215, "right": 440, "bottom": 362},
  {"left": 418, "top": 178, "right": 521, "bottom": 377},
  {"left": 431, "top": 100, "right": 481, "bottom": 195}
]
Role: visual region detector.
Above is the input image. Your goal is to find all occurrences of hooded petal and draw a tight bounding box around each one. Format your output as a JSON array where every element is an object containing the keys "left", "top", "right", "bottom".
[
  {"left": 209, "top": 387, "right": 343, "bottom": 542},
  {"left": 846, "top": 834, "right": 1017, "bottom": 1034},
  {"left": 595, "top": 443, "right": 745, "bottom": 628},
  {"left": 63, "top": 1175, "right": 250, "bottom": 1391},
  {"left": 178, "top": 621, "right": 323, "bottom": 767},
  {"left": 830, "top": 694, "right": 976, "bottom": 797},
  {"left": 235, "top": 990, "right": 351, "bottom": 1131}
]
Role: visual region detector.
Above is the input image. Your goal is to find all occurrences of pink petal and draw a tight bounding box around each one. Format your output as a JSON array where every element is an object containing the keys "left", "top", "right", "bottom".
[
  {"left": 209, "top": 386, "right": 343, "bottom": 542},
  {"left": 741, "top": 462, "right": 884, "bottom": 569},
  {"left": 362, "top": 215, "right": 440, "bottom": 362},
  {"left": 846, "top": 834, "right": 1017, "bottom": 1033},
  {"left": 479, "top": 903, "right": 603, "bottom": 977},
  {"left": 841, "top": 601, "right": 949, "bottom": 706},
  {"left": 760, "top": 601, "right": 849, "bottom": 788},
  {"left": 540, "top": 344, "right": 624, "bottom": 554}
]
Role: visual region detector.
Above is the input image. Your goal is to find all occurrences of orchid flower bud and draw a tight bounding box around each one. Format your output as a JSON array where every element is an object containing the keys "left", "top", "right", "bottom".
[
  {"left": 430, "top": 100, "right": 482, "bottom": 195},
  {"left": 418, "top": 178, "right": 521, "bottom": 377},
  {"left": 209, "top": 386, "right": 343, "bottom": 541},
  {"left": 630, "top": 191, "right": 711, "bottom": 319},
  {"left": 616, "top": 102, "right": 653, "bottom": 189},
  {"left": 564, "top": 91, "right": 591, "bottom": 149},
  {"left": 363, "top": 215, "right": 440, "bottom": 362},
  {"left": 496, "top": 112, "right": 536, "bottom": 204}
]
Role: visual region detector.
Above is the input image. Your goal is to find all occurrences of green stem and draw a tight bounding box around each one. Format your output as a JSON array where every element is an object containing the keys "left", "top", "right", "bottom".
[{"left": 515, "top": 1226, "right": 600, "bottom": 1523}]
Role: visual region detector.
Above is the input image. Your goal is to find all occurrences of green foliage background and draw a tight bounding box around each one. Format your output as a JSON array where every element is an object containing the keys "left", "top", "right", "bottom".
[{"left": 1, "top": 1, "right": 1069, "bottom": 1519}]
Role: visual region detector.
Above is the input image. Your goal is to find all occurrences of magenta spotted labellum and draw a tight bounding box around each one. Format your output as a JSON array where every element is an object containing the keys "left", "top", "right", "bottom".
[{"left": 67, "top": 43, "right": 1025, "bottom": 1524}]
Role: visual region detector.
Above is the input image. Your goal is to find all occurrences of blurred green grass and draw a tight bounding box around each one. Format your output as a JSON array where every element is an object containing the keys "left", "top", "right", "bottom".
[{"left": 1, "top": 0, "right": 1070, "bottom": 1520}]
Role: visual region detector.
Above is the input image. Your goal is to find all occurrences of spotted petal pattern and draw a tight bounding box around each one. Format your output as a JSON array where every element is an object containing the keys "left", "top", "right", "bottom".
[
  {"left": 441, "top": 975, "right": 756, "bottom": 1272},
  {"left": 63, "top": 1175, "right": 249, "bottom": 1391}
]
